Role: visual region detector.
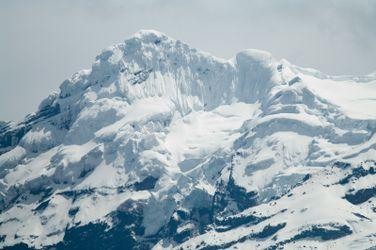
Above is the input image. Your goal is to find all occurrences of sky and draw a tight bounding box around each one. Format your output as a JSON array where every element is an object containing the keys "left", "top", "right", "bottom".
[{"left": 1, "top": 0, "right": 376, "bottom": 121}]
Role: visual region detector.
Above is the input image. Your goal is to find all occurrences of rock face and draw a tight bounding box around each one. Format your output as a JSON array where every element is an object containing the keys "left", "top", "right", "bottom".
[{"left": 0, "top": 30, "right": 376, "bottom": 250}]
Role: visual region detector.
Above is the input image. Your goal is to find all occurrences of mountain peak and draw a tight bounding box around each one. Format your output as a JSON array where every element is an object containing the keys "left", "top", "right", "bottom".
[
  {"left": 133, "top": 29, "right": 170, "bottom": 41},
  {"left": 0, "top": 31, "right": 376, "bottom": 250}
]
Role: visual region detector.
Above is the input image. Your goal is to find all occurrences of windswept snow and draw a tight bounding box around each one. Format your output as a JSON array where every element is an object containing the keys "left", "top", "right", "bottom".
[
  {"left": 302, "top": 74, "right": 376, "bottom": 120},
  {"left": 165, "top": 102, "right": 260, "bottom": 165}
]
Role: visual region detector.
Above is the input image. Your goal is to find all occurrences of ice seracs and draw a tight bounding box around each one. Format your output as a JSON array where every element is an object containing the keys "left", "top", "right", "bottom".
[{"left": 0, "top": 30, "right": 375, "bottom": 249}]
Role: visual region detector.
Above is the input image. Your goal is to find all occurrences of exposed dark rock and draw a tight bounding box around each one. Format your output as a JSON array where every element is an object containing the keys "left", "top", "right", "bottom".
[
  {"left": 352, "top": 212, "right": 371, "bottom": 221},
  {"left": 333, "top": 161, "right": 351, "bottom": 169},
  {"left": 267, "top": 224, "right": 352, "bottom": 250},
  {"left": 54, "top": 201, "right": 147, "bottom": 250},
  {"left": 292, "top": 224, "right": 352, "bottom": 241},
  {"left": 57, "top": 188, "right": 95, "bottom": 202},
  {"left": 68, "top": 207, "right": 80, "bottom": 217},
  {"left": 212, "top": 167, "right": 258, "bottom": 219},
  {"left": 33, "top": 200, "right": 50, "bottom": 212},
  {"left": 0, "top": 103, "right": 60, "bottom": 155},
  {"left": 130, "top": 69, "right": 153, "bottom": 85},
  {"left": 134, "top": 176, "right": 158, "bottom": 191},
  {"left": 214, "top": 213, "right": 266, "bottom": 232},
  {"left": 254, "top": 223, "right": 286, "bottom": 239},
  {"left": 3, "top": 243, "right": 32, "bottom": 250},
  {"left": 200, "top": 223, "right": 286, "bottom": 250},
  {"left": 345, "top": 187, "right": 376, "bottom": 205},
  {"left": 339, "top": 166, "right": 375, "bottom": 185}
]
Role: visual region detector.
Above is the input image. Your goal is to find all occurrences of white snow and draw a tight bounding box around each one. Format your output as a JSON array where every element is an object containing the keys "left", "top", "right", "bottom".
[
  {"left": 302, "top": 74, "right": 376, "bottom": 120},
  {"left": 164, "top": 102, "right": 260, "bottom": 165}
]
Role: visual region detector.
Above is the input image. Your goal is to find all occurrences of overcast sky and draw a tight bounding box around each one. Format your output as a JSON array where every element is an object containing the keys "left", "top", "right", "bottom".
[{"left": 1, "top": 0, "right": 376, "bottom": 121}]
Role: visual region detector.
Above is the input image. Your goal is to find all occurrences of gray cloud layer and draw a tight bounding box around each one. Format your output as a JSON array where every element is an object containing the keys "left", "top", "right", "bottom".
[{"left": 1, "top": 0, "right": 375, "bottom": 121}]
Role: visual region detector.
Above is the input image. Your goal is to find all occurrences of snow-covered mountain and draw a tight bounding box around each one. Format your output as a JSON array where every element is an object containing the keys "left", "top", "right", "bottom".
[{"left": 1, "top": 30, "right": 376, "bottom": 250}]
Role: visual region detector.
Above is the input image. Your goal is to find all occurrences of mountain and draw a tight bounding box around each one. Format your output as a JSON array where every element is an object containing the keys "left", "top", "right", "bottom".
[{"left": 0, "top": 30, "right": 375, "bottom": 250}]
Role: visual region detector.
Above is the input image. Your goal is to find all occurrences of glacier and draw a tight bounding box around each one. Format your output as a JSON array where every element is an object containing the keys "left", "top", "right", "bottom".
[{"left": 0, "top": 30, "right": 376, "bottom": 249}]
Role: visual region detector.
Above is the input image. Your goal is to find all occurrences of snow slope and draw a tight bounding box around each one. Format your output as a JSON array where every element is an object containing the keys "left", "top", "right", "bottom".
[{"left": 0, "top": 30, "right": 375, "bottom": 250}]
